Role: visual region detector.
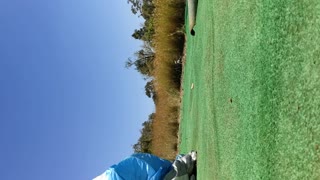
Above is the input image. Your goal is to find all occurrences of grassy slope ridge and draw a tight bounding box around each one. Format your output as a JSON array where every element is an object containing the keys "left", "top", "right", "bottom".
[{"left": 180, "top": 0, "right": 320, "bottom": 179}]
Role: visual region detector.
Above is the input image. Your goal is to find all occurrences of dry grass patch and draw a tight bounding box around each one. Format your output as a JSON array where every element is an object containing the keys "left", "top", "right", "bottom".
[{"left": 151, "top": 0, "right": 185, "bottom": 160}]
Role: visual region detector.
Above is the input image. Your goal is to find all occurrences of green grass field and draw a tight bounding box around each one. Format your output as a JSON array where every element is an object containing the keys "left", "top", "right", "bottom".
[{"left": 179, "top": 1, "right": 320, "bottom": 179}]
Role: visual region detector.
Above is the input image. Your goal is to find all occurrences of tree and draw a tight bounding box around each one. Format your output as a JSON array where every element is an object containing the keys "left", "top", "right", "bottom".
[
  {"left": 127, "top": 0, "right": 143, "bottom": 15},
  {"left": 132, "top": 27, "right": 146, "bottom": 40},
  {"left": 125, "top": 42, "right": 155, "bottom": 78},
  {"left": 141, "top": 0, "right": 154, "bottom": 19},
  {"left": 127, "top": 0, "right": 154, "bottom": 19},
  {"left": 133, "top": 113, "right": 155, "bottom": 153},
  {"left": 128, "top": 0, "right": 155, "bottom": 43},
  {"left": 145, "top": 80, "right": 157, "bottom": 102}
]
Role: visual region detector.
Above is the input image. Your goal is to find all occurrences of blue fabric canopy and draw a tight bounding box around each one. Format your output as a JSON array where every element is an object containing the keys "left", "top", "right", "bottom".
[{"left": 95, "top": 153, "right": 173, "bottom": 180}]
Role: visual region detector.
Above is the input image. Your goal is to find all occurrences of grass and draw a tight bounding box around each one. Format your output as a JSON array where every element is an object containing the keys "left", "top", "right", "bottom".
[
  {"left": 151, "top": 0, "right": 185, "bottom": 160},
  {"left": 179, "top": 0, "right": 320, "bottom": 179}
]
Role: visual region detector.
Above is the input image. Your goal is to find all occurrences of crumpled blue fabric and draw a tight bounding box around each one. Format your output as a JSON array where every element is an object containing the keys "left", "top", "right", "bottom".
[{"left": 98, "top": 153, "right": 173, "bottom": 180}]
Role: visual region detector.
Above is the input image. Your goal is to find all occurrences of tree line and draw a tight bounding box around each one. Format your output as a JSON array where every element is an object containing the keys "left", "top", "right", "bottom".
[
  {"left": 126, "top": 0, "right": 157, "bottom": 153},
  {"left": 126, "top": 0, "right": 157, "bottom": 101},
  {"left": 127, "top": 0, "right": 185, "bottom": 154}
]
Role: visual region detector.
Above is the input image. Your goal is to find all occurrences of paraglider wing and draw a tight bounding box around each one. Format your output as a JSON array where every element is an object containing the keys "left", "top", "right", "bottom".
[{"left": 93, "top": 153, "right": 173, "bottom": 180}]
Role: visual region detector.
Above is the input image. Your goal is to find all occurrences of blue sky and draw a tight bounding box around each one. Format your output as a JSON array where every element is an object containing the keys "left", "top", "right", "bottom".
[{"left": 0, "top": 0, "right": 154, "bottom": 179}]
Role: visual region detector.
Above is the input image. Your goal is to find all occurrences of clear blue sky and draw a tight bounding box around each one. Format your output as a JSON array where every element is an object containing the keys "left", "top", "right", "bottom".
[{"left": 0, "top": 0, "right": 154, "bottom": 179}]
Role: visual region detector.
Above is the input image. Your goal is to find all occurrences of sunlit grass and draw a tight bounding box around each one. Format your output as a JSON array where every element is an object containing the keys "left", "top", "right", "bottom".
[
  {"left": 180, "top": 0, "right": 320, "bottom": 179},
  {"left": 151, "top": 0, "right": 185, "bottom": 160}
]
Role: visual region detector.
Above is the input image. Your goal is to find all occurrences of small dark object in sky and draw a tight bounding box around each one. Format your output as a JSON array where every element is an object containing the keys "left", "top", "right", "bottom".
[{"left": 191, "top": 29, "right": 195, "bottom": 36}]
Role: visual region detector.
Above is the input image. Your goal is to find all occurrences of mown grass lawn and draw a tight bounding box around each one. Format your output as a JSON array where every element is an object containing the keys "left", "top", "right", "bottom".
[{"left": 179, "top": 0, "right": 320, "bottom": 179}]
